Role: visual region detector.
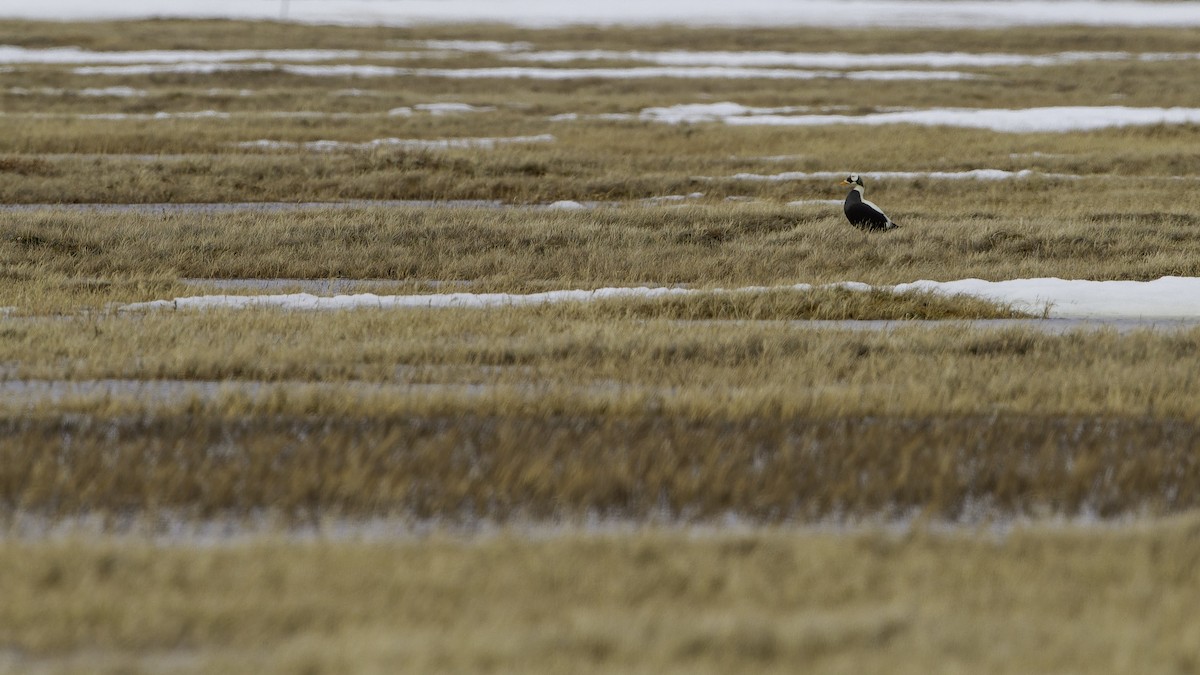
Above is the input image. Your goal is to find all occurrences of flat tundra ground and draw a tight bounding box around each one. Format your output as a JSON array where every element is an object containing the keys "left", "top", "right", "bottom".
[{"left": 2, "top": 17, "right": 1200, "bottom": 674}]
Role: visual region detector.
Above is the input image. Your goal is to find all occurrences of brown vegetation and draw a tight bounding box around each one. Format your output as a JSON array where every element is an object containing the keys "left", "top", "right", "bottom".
[
  {"left": 4, "top": 204, "right": 1200, "bottom": 314},
  {"left": 0, "top": 521, "right": 1198, "bottom": 673}
]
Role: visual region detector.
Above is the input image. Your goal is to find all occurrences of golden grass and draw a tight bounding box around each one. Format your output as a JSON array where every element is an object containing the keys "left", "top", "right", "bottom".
[
  {"left": 1, "top": 123, "right": 1198, "bottom": 204},
  {"left": 4, "top": 20, "right": 1200, "bottom": 673},
  {"left": 3, "top": 311, "right": 1200, "bottom": 521},
  {"left": 0, "top": 520, "right": 1198, "bottom": 673},
  {"left": 3, "top": 410, "right": 1199, "bottom": 522},
  {"left": 1, "top": 20, "right": 1200, "bottom": 207},
  {"left": 3, "top": 203, "right": 1199, "bottom": 314}
]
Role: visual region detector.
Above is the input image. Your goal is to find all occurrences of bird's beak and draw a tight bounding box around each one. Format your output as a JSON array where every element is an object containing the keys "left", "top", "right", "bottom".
[{"left": 839, "top": 179, "right": 851, "bottom": 185}]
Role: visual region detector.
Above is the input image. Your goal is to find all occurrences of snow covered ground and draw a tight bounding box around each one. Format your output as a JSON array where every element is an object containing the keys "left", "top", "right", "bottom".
[
  {"left": 5, "top": 45, "right": 1197, "bottom": 69},
  {"left": 67, "top": 62, "right": 977, "bottom": 81},
  {"left": 730, "top": 169, "right": 1074, "bottom": 181},
  {"left": 232, "top": 134, "right": 555, "bottom": 151},
  {"left": 121, "top": 277, "right": 1200, "bottom": 320},
  {"left": 10, "top": 0, "right": 1200, "bottom": 28},
  {"left": 508, "top": 50, "right": 1200, "bottom": 68},
  {"left": 617, "top": 103, "right": 1200, "bottom": 133}
]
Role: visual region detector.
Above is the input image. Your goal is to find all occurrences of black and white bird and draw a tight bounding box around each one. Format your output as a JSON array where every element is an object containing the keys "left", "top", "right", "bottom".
[{"left": 841, "top": 174, "right": 898, "bottom": 231}]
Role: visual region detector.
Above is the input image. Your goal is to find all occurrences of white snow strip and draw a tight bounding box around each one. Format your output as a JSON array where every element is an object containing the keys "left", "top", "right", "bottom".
[
  {"left": 76, "top": 110, "right": 232, "bottom": 120},
  {"left": 11, "top": 0, "right": 1200, "bottom": 28},
  {"left": 893, "top": 277, "right": 1200, "bottom": 319},
  {"left": 643, "top": 192, "right": 706, "bottom": 203},
  {"left": 71, "top": 62, "right": 974, "bottom": 81},
  {"left": 119, "top": 277, "right": 1200, "bottom": 320},
  {"left": 279, "top": 64, "right": 408, "bottom": 77},
  {"left": 413, "top": 102, "right": 497, "bottom": 114},
  {"left": 643, "top": 102, "right": 813, "bottom": 122},
  {"left": 624, "top": 103, "right": 1200, "bottom": 133},
  {"left": 629, "top": 102, "right": 900, "bottom": 124},
  {"left": 787, "top": 199, "right": 844, "bottom": 206},
  {"left": 545, "top": 200, "right": 588, "bottom": 210},
  {"left": 408, "top": 66, "right": 976, "bottom": 81},
  {"left": 233, "top": 134, "right": 555, "bottom": 152},
  {"left": 730, "top": 169, "right": 1074, "bottom": 181},
  {"left": 551, "top": 103, "right": 906, "bottom": 124},
  {"left": 122, "top": 287, "right": 697, "bottom": 311},
  {"left": 6, "top": 85, "right": 148, "bottom": 97},
  {"left": 0, "top": 45, "right": 436, "bottom": 65},
  {"left": 79, "top": 86, "right": 147, "bottom": 97},
  {"left": 7, "top": 110, "right": 383, "bottom": 121},
  {"left": 406, "top": 39, "right": 534, "bottom": 53},
  {"left": 74, "top": 62, "right": 279, "bottom": 75},
  {"left": 506, "top": 49, "right": 1159, "bottom": 68},
  {"left": 387, "top": 103, "right": 495, "bottom": 116},
  {"left": 720, "top": 106, "right": 1200, "bottom": 133}
]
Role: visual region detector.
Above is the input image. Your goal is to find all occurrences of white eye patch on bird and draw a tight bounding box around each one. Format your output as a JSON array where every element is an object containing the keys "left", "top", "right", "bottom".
[{"left": 840, "top": 174, "right": 898, "bottom": 231}]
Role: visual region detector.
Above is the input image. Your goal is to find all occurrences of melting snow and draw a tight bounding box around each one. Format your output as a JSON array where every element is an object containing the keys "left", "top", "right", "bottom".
[
  {"left": 233, "top": 134, "right": 555, "bottom": 151},
  {"left": 730, "top": 169, "right": 1074, "bottom": 181},
  {"left": 404, "top": 66, "right": 975, "bottom": 80},
  {"left": 506, "top": 49, "right": 1176, "bottom": 68},
  {"left": 7, "top": 85, "right": 148, "bottom": 97},
  {"left": 546, "top": 200, "right": 589, "bottom": 210},
  {"left": 618, "top": 103, "right": 1200, "bottom": 132},
  {"left": 0, "top": 45, "right": 430, "bottom": 64},
  {"left": 69, "top": 62, "right": 974, "bottom": 81},
  {"left": 407, "top": 39, "right": 535, "bottom": 52},
  {"left": 11, "top": 0, "right": 1200, "bottom": 28},
  {"left": 720, "top": 106, "right": 1200, "bottom": 132},
  {"left": 120, "top": 278, "right": 1200, "bottom": 320},
  {"left": 387, "top": 103, "right": 494, "bottom": 116}
]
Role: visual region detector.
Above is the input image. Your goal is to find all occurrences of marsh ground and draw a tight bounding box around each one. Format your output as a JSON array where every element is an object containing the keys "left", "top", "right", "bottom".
[{"left": 3, "top": 17, "right": 1200, "bottom": 673}]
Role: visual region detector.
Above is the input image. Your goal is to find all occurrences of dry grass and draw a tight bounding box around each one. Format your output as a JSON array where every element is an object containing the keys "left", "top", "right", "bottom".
[
  {"left": 4, "top": 204, "right": 1200, "bottom": 313},
  {"left": 5, "top": 20, "right": 1200, "bottom": 52},
  {"left": 2, "top": 411, "right": 1199, "bottom": 522},
  {"left": 0, "top": 520, "right": 1198, "bottom": 673},
  {"left": 4, "top": 19, "right": 1200, "bottom": 674},
  {"left": 2, "top": 20, "right": 1195, "bottom": 525},
  {"left": 1, "top": 124, "right": 1200, "bottom": 204},
  {"left": 1, "top": 20, "right": 1200, "bottom": 205},
  {"left": 3, "top": 312, "right": 1200, "bottom": 522}
]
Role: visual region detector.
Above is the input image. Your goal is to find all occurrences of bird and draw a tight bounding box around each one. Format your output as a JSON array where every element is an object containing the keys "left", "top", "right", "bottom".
[{"left": 841, "top": 174, "right": 898, "bottom": 231}]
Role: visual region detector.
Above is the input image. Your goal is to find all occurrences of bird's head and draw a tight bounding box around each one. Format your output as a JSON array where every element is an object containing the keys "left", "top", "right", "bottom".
[{"left": 840, "top": 174, "right": 864, "bottom": 188}]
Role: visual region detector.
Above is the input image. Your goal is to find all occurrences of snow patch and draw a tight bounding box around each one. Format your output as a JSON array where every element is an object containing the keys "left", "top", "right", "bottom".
[
  {"left": 414, "top": 102, "right": 496, "bottom": 114},
  {"left": 895, "top": 277, "right": 1200, "bottom": 319},
  {"left": 77, "top": 110, "right": 232, "bottom": 120},
  {"left": 620, "top": 103, "right": 1200, "bottom": 133},
  {"left": 407, "top": 66, "right": 976, "bottom": 80},
  {"left": 505, "top": 49, "right": 1153, "bottom": 68},
  {"left": 7, "top": 85, "right": 148, "bottom": 97},
  {"left": 720, "top": 106, "right": 1200, "bottom": 133},
  {"left": 71, "top": 62, "right": 972, "bottom": 80},
  {"left": 787, "top": 199, "right": 844, "bottom": 206},
  {"left": 11, "top": 0, "right": 1200, "bottom": 28},
  {"left": 407, "top": 39, "right": 534, "bottom": 53},
  {"left": 0, "top": 45, "right": 431, "bottom": 65},
  {"left": 546, "top": 200, "right": 588, "bottom": 210},
  {"left": 233, "top": 134, "right": 555, "bottom": 152},
  {"left": 120, "top": 277, "right": 1200, "bottom": 320},
  {"left": 730, "top": 169, "right": 1073, "bottom": 181},
  {"left": 75, "top": 62, "right": 278, "bottom": 75}
]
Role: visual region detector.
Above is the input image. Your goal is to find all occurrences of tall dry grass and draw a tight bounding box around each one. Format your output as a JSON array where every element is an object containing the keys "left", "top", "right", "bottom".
[
  {"left": 3, "top": 312, "right": 1200, "bottom": 522},
  {"left": 3, "top": 203, "right": 1199, "bottom": 313},
  {"left": 0, "top": 521, "right": 1198, "bottom": 673}
]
